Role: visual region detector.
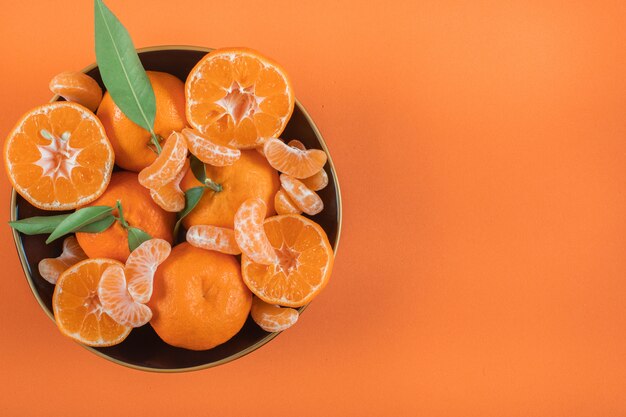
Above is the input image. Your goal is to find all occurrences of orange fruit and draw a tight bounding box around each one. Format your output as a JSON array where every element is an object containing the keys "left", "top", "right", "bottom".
[
  {"left": 49, "top": 71, "right": 103, "bottom": 112},
  {"left": 149, "top": 159, "right": 189, "bottom": 212},
  {"left": 181, "top": 150, "right": 279, "bottom": 229},
  {"left": 97, "top": 264, "right": 152, "bottom": 328},
  {"left": 274, "top": 188, "right": 301, "bottom": 215},
  {"left": 263, "top": 138, "right": 327, "bottom": 179},
  {"left": 148, "top": 243, "right": 252, "bottom": 350},
  {"left": 125, "top": 238, "right": 171, "bottom": 304},
  {"left": 97, "top": 71, "right": 187, "bottom": 172},
  {"left": 186, "top": 225, "right": 241, "bottom": 255},
  {"left": 182, "top": 128, "right": 241, "bottom": 166},
  {"left": 250, "top": 297, "right": 299, "bottom": 332},
  {"left": 287, "top": 139, "right": 305, "bottom": 150},
  {"left": 234, "top": 198, "right": 278, "bottom": 265},
  {"left": 76, "top": 172, "right": 175, "bottom": 263},
  {"left": 4, "top": 102, "right": 114, "bottom": 210},
  {"left": 185, "top": 47, "right": 295, "bottom": 149},
  {"left": 242, "top": 214, "right": 333, "bottom": 307},
  {"left": 301, "top": 168, "right": 329, "bottom": 191},
  {"left": 280, "top": 174, "right": 324, "bottom": 215},
  {"left": 53, "top": 258, "right": 131, "bottom": 347},
  {"left": 138, "top": 131, "right": 188, "bottom": 189},
  {"left": 38, "top": 236, "right": 88, "bottom": 284}
]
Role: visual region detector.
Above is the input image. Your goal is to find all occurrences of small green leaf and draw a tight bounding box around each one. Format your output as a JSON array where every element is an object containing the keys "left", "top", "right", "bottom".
[
  {"left": 127, "top": 227, "right": 152, "bottom": 252},
  {"left": 189, "top": 154, "right": 206, "bottom": 183},
  {"left": 46, "top": 206, "right": 113, "bottom": 243},
  {"left": 173, "top": 186, "right": 205, "bottom": 236},
  {"left": 9, "top": 214, "right": 70, "bottom": 235},
  {"left": 77, "top": 215, "right": 116, "bottom": 233},
  {"left": 94, "top": 0, "right": 156, "bottom": 136}
]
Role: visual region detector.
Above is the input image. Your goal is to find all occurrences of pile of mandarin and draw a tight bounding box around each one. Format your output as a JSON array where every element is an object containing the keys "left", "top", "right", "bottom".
[{"left": 3, "top": 48, "right": 334, "bottom": 350}]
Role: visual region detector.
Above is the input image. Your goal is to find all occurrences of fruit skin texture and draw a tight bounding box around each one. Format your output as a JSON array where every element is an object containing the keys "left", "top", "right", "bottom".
[
  {"left": 97, "top": 71, "right": 187, "bottom": 172},
  {"left": 76, "top": 171, "right": 175, "bottom": 263},
  {"left": 181, "top": 150, "right": 279, "bottom": 229},
  {"left": 148, "top": 243, "right": 252, "bottom": 351}
]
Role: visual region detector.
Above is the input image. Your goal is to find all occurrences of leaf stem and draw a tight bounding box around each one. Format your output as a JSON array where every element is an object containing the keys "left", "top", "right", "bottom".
[
  {"left": 116, "top": 200, "right": 129, "bottom": 229},
  {"left": 204, "top": 178, "right": 223, "bottom": 193}
]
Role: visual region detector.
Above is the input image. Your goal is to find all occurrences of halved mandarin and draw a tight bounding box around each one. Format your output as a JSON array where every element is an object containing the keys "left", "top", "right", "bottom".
[
  {"left": 185, "top": 47, "right": 295, "bottom": 149},
  {"left": 53, "top": 258, "right": 131, "bottom": 347},
  {"left": 38, "top": 236, "right": 88, "bottom": 284},
  {"left": 242, "top": 214, "right": 334, "bottom": 307},
  {"left": 250, "top": 296, "right": 299, "bottom": 332},
  {"left": 263, "top": 138, "right": 327, "bottom": 179},
  {"left": 3, "top": 102, "right": 114, "bottom": 210}
]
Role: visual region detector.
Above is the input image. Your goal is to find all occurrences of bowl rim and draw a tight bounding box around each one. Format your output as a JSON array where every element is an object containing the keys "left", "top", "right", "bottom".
[{"left": 9, "top": 44, "right": 342, "bottom": 373}]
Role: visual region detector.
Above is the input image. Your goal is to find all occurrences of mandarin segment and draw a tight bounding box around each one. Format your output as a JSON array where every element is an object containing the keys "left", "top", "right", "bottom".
[
  {"left": 301, "top": 168, "right": 329, "bottom": 191},
  {"left": 53, "top": 258, "right": 131, "bottom": 347},
  {"left": 263, "top": 138, "right": 327, "bottom": 179},
  {"left": 280, "top": 174, "right": 324, "bottom": 215},
  {"left": 241, "top": 215, "right": 334, "bottom": 307},
  {"left": 4, "top": 102, "right": 114, "bottom": 210},
  {"left": 182, "top": 128, "right": 241, "bottom": 166},
  {"left": 250, "top": 297, "right": 299, "bottom": 332},
  {"left": 98, "top": 264, "right": 152, "bottom": 327},
  {"left": 138, "top": 131, "right": 188, "bottom": 190},
  {"left": 185, "top": 47, "right": 295, "bottom": 149},
  {"left": 38, "top": 236, "right": 88, "bottom": 284},
  {"left": 49, "top": 71, "right": 103, "bottom": 112},
  {"left": 125, "top": 238, "right": 172, "bottom": 304},
  {"left": 234, "top": 198, "right": 278, "bottom": 265},
  {"left": 186, "top": 225, "right": 241, "bottom": 255},
  {"left": 149, "top": 159, "right": 189, "bottom": 212},
  {"left": 274, "top": 188, "right": 301, "bottom": 215}
]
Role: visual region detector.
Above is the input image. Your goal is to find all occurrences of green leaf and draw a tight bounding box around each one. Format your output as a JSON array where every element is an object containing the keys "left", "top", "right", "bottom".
[
  {"left": 46, "top": 206, "right": 113, "bottom": 244},
  {"left": 189, "top": 154, "right": 206, "bottom": 183},
  {"left": 94, "top": 0, "right": 156, "bottom": 135},
  {"left": 77, "top": 215, "right": 116, "bottom": 233},
  {"left": 173, "top": 186, "right": 205, "bottom": 236},
  {"left": 127, "top": 227, "right": 152, "bottom": 252},
  {"left": 9, "top": 214, "right": 70, "bottom": 235}
]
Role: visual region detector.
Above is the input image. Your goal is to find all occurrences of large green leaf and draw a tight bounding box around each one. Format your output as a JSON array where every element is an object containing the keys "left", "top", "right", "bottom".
[
  {"left": 94, "top": 0, "right": 156, "bottom": 135},
  {"left": 46, "top": 206, "right": 113, "bottom": 243}
]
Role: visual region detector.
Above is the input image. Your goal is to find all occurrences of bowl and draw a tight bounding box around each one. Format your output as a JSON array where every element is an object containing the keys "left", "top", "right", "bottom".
[{"left": 9, "top": 46, "right": 342, "bottom": 372}]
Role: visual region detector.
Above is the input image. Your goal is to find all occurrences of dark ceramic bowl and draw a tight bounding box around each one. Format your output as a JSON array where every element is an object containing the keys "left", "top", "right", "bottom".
[{"left": 10, "top": 46, "right": 342, "bottom": 372}]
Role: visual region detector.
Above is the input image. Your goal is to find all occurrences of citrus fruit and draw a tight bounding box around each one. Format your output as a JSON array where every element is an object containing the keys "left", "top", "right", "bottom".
[
  {"left": 125, "top": 238, "right": 171, "bottom": 304},
  {"left": 287, "top": 139, "right": 305, "bottom": 150},
  {"left": 263, "top": 138, "right": 327, "bottom": 179},
  {"left": 185, "top": 47, "right": 295, "bottom": 149},
  {"left": 301, "top": 168, "right": 329, "bottom": 191},
  {"left": 149, "top": 159, "right": 189, "bottom": 212},
  {"left": 182, "top": 128, "right": 240, "bottom": 166},
  {"left": 53, "top": 258, "right": 131, "bottom": 347},
  {"left": 242, "top": 214, "right": 334, "bottom": 307},
  {"left": 181, "top": 150, "right": 279, "bottom": 229},
  {"left": 280, "top": 174, "right": 323, "bottom": 215},
  {"left": 75, "top": 171, "right": 175, "bottom": 263},
  {"left": 274, "top": 188, "right": 301, "bottom": 215},
  {"left": 49, "top": 71, "right": 103, "bottom": 112},
  {"left": 97, "top": 71, "right": 187, "bottom": 172},
  {"left": 138, "top": 131, "right": 188, "bottom": 189},
  {"left": 250, "top": 297, "right": 299, "bottom": 332},
  {"left": 4, "top": 101, "right": 114, "bottom": 210},
  {"left": 186, "top": 225, "right": 241, "bottom": 255},
  {"left": 234, "top": 198, "right": 278, "bottom": 265},
  {"left": 38, "top": 236, "right": 88, "bottom": 284},
  {"left": 97, "top": 264, "right": 152, "bottom": 328},
  {"left": 148, "top": 243, "right": 252, "bottom": 350}
]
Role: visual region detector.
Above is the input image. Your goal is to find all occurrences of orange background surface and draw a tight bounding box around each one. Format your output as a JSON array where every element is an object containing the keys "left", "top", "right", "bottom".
[{"left": 2, "top": 0, "right": 626, "bottom": 415}]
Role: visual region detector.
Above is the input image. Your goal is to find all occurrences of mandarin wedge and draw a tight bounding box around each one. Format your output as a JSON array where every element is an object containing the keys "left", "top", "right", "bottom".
[
  {"left": 38, "top": 236, "right": 88, "bottom": 284},
  {"left": 186, "top": 47, "right": 295, "bottom": 149},
  {"left": 287, "top": 139, "right": 305, "bottom": 150},
  {"left": 242, "top": 214, "right": 333, "bottom": 307},
  {"left": 280, "top": 174, "right": 323, "bottom": 215},
  {"left": 301, "top": 168, "right": 329, "bottom": 191},
  {"left": 263, "top": 138, "right": 327, "bottom": 179},
  {"left": 49, "top": 71, "right": 103, "bottom": 112},
  {"left": 274, "top": 188, "right": 301, "bottom": 215},
  {"left": 182, "top": 128, "right": 240, "bottom": 166},
  {"left": 125, "top": 238, "right": 171, "bottom": 304},
  {"left": 251, "top": 296, "right": 299, "bottom": 332},
  {"left": 138, "top": 131, "right": 188, "bottom": 190},
  {"left": 149, "top": 159, "right": 189, "bottom": 212},
  {"left": 186, "top": 225, "right": 241, "bottom": 255},
  {"left": 98, "top": 264, "right": 152, "bottom": 328},
  {"left": 234, "top": 198, "right": 278, "bottom": 265},
  {"left": 4, "top": 102, "right": 114, "bottom": 210},
  {"left": 53, "top": 258, "right": 131, "bottom": 347}
]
